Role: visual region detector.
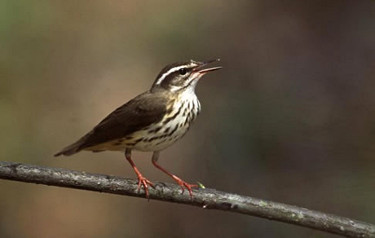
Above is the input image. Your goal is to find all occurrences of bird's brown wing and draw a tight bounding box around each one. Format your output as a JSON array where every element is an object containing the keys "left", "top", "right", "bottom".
[{"left": 55, "top": 91, "right": 168, "bottom": 156}]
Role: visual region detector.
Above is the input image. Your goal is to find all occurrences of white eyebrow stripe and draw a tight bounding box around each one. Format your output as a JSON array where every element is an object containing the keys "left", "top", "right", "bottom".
[{"left": 154, "top": 65, "right": 189, "bottom": 85}]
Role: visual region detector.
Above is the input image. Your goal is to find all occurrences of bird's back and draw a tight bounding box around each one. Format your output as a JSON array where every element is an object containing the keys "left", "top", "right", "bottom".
[{"left": 55, "top": 91, "right": 169, "bottom": 156}]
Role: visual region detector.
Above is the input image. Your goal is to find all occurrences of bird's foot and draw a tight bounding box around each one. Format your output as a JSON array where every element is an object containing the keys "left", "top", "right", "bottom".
[
  {"left": 172, "top": 176, "right": 198, "bottom": 198},
  {"left": 136, "top": 174, "right": 154, "bottom": 198}
]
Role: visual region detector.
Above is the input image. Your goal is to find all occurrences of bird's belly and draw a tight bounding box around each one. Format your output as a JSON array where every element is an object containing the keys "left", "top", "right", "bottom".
[
  {"left": 85, "top": 115, "right": 194, "bottom": 152},
  {"left": 130, "top": 120, "right": 191, "bottom": 152}
]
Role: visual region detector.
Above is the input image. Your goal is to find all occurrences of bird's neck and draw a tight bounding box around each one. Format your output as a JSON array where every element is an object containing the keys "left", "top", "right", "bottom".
[{"left": 176, "top": 87, "right": 198, "bottom": 102}]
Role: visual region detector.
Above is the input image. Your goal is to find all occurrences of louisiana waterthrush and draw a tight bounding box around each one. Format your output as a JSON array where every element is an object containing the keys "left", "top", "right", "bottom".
[{"left": 55, "top": 59, "right": 222, "bottom": 197}]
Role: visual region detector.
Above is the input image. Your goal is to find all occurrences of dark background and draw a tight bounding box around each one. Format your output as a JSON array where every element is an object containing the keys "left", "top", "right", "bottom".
[{"left": 1, "top": 1, "right": 374, "bottom": 237}]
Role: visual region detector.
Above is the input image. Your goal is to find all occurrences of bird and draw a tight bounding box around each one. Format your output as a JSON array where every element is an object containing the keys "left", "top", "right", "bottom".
[{"left": 55, "top": 59, "right": 222, "bottom": 198}]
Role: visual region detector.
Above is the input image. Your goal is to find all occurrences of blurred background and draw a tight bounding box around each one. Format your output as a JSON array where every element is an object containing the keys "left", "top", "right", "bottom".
[{"left": 1, "top": 0, "right": 375, "bottom": 237}]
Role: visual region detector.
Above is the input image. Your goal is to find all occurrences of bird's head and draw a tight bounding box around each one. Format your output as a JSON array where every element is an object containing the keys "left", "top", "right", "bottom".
[{"left": 151, "top": 59, "right": 222, "bottom": 93}]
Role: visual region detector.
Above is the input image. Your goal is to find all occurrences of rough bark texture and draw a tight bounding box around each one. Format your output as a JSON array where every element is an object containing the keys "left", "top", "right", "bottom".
[{"left": 0, "top": 161, "right": 374, "bottom": 238}]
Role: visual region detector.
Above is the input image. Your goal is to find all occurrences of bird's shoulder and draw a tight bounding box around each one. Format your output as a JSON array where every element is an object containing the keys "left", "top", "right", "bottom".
[{"left": 98, "top": 90, "right": 169, "bottom": 125}]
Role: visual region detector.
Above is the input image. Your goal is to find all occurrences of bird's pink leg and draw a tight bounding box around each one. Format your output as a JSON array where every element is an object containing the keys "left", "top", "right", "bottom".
[
  {"left": 152, "top": 152, "right": 198, "bottom": 198},
  {"left": 125, "top": 150, "right": 154, "bottom": 198}
]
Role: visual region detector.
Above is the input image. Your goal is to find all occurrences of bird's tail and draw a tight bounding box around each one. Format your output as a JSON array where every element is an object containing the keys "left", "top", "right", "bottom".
[
  {"left": 55, "top": 130, "right": 94, "bottom": 156},
  {"left": 54, "top": 141, "right": 82, "bottom": 156},
  {"left": 54, "top": 134, "right": 91, "bottom": 156}
]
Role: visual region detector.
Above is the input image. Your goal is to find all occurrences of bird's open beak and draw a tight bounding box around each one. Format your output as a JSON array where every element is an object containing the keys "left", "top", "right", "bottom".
[{"left": 195, "top": 58, "right": 222, "bottom": 74}]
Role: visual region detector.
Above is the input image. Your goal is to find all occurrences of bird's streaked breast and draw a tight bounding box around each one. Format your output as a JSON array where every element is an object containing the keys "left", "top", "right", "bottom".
[{"left": 130, "top": 91, "right": 201, "bottom": 151}]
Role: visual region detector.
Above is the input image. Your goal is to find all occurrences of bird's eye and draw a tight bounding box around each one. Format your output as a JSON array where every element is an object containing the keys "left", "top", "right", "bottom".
[{"left": 179, "top": 68, "right": 187, "bottom": 75}]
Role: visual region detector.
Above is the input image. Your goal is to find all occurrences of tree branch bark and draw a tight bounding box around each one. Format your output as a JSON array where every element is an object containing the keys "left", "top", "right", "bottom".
[{"left": 0, "top": 161, "right": 374, "bottom": 237}]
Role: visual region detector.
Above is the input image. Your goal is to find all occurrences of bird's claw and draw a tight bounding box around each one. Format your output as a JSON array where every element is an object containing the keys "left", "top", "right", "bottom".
[
  {"left": 174, "top": 178, "right": 198, "bottom": 198},
  {"left": 136, "top": 175, "right": 154, "bottom": 198}
]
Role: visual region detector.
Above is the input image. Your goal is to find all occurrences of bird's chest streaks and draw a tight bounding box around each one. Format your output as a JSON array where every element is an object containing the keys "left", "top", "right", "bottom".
[{"left": 131, "top": 95, "right": 200, "bottom": 151}]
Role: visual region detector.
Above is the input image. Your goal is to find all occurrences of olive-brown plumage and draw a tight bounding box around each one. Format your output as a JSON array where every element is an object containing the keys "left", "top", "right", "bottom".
[
  {"left": 54, "top": 91, "right": 169, "bottom": 155},
  {"left": 55, "top": 59, "right": 221, "bottom": 197}
]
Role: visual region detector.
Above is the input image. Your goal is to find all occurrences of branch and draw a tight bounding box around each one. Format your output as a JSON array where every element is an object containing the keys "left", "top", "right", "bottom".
[{"left": 0, "top": 161, "right": 374, "bottom": 237}]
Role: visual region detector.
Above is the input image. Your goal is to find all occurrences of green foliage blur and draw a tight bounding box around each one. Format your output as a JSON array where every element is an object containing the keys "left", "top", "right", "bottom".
[{"left": 1, "top": 1, "right": 374, "bottom": 237}]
